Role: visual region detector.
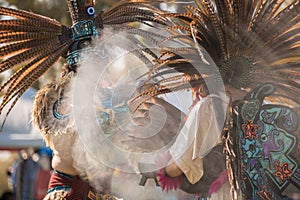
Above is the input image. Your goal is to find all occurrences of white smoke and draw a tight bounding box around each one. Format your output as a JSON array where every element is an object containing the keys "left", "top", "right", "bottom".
[
  {"left": 69, "top": 27, "right": 192, "bottom": 199},
  {"left": 111, "top": 172, "right": 196, "bottom": 200},
  {"left": 68, "top": 22, "right": 227, "bottom": 198}
]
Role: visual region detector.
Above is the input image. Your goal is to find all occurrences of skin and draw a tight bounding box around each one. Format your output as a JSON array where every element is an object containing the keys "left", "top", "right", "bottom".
[
  {"left": 47, "top": 131, "right": 113, "bottom": 193},
  {"left": 48, "top": 134, "right": 79, "bottom": 176},
  {"left": 165, "top": 159, "right": 183, "bottom": 177}
]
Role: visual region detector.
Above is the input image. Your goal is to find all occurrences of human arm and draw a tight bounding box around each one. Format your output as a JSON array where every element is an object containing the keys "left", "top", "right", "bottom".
[{"left": 164, "top": 159, "right": 183, "bottom": 177}]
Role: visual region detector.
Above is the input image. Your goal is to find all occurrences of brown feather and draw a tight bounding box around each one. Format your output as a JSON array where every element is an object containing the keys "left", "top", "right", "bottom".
[
  {"left": 0, "top": 39, "right": 53, "bottom": 59},
  {"left": 0, "top": 19, "right": 61, "bottom": 31},
  {"left": 0, "top": 6, "right": 61, "bottom": 26},
  {"left": 0, "top": 32, "right": 56, "bottom": 43},
  {"left": 0, "top": 43, "right": 68, "bottom": 118},
  {"left": 0, "top": 40, "right": 58, "bottom": 73}
]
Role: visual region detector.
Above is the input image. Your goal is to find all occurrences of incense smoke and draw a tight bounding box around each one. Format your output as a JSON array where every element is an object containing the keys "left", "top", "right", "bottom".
[{"left": 69, "top": 24, "right": 227, "bottom": 199}]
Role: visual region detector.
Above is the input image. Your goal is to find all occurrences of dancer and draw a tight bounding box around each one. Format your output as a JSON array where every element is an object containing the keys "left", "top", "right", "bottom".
[
  {"left": 135, "top": 0, "right": 300, "bottom": 199},
  {"left": 0, "top": 0, "right": 169, "bottom": 199}
]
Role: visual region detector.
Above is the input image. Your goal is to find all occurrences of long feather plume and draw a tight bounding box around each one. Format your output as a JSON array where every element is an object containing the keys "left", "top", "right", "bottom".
[
  {"left": 0, "top": 0, "right": 171, "bottom": 126},
  {"left": 0, "top": 6, "right": 70, "bottom": 127},
  {"left": 135, "top": 0, "right": 300, "bottom": 107}
]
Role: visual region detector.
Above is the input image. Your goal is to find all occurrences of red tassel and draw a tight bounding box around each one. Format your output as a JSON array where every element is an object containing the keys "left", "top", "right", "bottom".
[
  {"left": 156, "top": 168, "right": 182, "bottom": 192},
  {"left": 155, "top": 151, "right": 182, "bottom": 192}
]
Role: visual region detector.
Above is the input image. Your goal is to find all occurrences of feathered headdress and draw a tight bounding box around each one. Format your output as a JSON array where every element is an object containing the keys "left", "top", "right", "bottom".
[
  {"left": 0, "top": 0, "right": 168, "bottom": 125},
  {"left": 136, "top": 0, "right": 300, "bottom": 105},
  {"left": 134, "top": 0, "right": 300, "bottom": 199}
]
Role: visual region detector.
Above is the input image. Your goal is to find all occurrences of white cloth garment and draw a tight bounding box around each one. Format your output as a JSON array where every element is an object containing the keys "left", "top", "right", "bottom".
[{"left": 170, "top": 94, "right": 229, "bottom": 184}]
